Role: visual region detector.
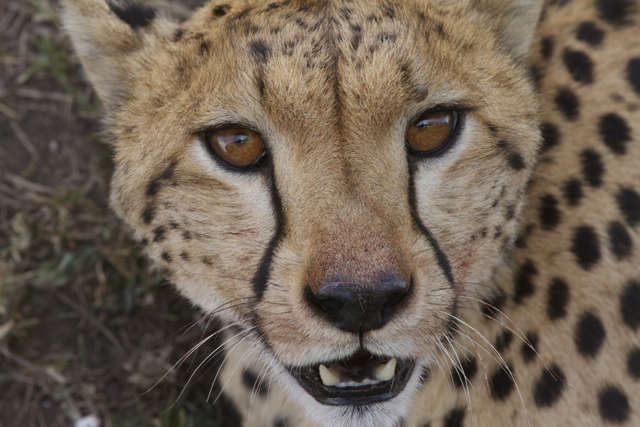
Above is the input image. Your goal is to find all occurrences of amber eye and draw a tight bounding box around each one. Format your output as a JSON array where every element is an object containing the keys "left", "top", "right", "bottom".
[
  {"left": 206, "top": 128, "right": 265, "bottom": 168},
  {"left": 406, "top": 110, "right": 457, "bottom": 155}
]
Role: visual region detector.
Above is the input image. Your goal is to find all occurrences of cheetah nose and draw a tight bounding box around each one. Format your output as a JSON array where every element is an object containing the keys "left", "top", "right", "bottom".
[{"left": 305, "top": 277, "right": 411, "bottom": 333}]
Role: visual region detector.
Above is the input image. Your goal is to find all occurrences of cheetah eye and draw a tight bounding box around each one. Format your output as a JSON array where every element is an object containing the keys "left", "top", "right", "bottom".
[
  {"left": 406, "top": 110, "right": 458, "bottom": 155},
  {"left": 206, "top": 128, "right": 266, "bottom": 168}
]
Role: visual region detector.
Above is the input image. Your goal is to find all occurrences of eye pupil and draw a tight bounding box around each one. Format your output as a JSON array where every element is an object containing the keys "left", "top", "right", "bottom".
[{"left": 207, "top": 128, "right": 265, "bottom": 168}]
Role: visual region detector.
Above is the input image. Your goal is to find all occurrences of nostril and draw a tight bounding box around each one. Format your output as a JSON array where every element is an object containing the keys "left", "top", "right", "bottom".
[
  {"left": 304, "top": 285, "right": 344, "bottom": 316},
  {"left": 319, "top": 298, "right": 344, "bottom": 314},
  {"left": 379, "top": 289, "right": 409, "bottom": 323}
]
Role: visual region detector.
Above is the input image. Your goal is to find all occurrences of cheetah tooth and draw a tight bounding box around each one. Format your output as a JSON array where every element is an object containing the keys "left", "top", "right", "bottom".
[
  {"left": 319, "top": 364, "right": 340, "bottom": 386},
  {"left": 375, "top": 358, "right": 397, "bottom": 382}
]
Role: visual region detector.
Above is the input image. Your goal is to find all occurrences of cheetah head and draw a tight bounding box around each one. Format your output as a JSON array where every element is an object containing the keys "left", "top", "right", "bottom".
[{"left": 63, "top": 0, "right": 542, "bottom": 425}]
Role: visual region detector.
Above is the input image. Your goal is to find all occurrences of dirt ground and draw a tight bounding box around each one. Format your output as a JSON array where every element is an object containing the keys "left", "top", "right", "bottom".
[{"left": 0, "top": 1, "right": 243, "bottom": 426}]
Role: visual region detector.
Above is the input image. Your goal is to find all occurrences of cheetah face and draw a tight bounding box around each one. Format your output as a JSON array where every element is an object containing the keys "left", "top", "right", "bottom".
[{"left": 63, "top": 0, "right": 541, "bottom": 425}]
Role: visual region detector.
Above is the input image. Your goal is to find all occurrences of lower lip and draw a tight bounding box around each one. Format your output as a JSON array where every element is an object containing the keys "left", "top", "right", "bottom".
[{"left": 288, "top": 359, "right": 416, "bottom": 405}]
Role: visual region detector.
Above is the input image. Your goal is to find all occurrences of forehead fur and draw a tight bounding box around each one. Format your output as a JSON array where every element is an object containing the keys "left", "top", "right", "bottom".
[{"left": 117, "top": 0, "right": 525, "bottom": 131}]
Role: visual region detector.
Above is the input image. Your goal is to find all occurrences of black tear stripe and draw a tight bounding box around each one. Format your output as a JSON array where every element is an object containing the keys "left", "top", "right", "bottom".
[
  {"left": 407, "top": 170, "right": 455, "bottom": 286},
  {"left": 252, "top": 164, "right": 286, "bottom": 299}
]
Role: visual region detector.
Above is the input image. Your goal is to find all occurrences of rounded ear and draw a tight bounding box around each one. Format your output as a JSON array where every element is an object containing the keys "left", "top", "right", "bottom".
[
  {"left": 491, "top": 0, "right": 543, "bottom": 62},
  {"left": 447, "top": 0, "right": 543, "bottom": 63},
  {"left": 61, "top": 0, "right": 178, "bottom": 110}
]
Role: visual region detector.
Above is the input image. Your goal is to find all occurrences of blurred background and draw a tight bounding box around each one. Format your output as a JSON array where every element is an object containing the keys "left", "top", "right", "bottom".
[{"left": 0, "top": 1, "right": 243, "bottom": 425}]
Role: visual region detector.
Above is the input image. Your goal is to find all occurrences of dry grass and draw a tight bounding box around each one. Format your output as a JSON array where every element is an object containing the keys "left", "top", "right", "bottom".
[{"left": 0, "top": 1, "right": 241, "bottom": 426}]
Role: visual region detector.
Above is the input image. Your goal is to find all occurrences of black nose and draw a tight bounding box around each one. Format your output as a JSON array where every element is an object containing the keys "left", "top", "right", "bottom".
[{"left": 305, "top": 277, "right": 411, "bottom": 333}]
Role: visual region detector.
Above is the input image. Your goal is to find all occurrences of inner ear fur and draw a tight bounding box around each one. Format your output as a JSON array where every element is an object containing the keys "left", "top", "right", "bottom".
[{"left": 61, "top": 0, "right": 177, "bottom": 110}]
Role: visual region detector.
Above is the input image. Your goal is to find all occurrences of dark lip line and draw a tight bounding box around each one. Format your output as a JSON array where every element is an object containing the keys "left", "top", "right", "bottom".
[{"left": 286, "top": 353, "right": 416, "bottom": 406}]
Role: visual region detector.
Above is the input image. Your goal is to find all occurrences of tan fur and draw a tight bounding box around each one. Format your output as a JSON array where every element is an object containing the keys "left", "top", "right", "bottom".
[{"left": 62, "top": 0, "right": 640, "bottom": 425}]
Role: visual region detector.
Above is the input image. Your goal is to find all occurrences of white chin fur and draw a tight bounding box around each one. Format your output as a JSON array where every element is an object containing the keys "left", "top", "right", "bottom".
[{"left": 270, "top": 354, "right": 428, "bottom": 427}]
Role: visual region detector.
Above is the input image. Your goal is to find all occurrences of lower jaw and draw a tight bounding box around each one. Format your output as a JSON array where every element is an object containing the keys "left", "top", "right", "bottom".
[{"left": 287, "top": 353, "right": 416, "bottom": 406}]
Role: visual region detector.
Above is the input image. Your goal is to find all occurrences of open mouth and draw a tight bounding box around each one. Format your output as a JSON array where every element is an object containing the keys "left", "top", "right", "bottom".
[{"left": 287, "top": 350, "right": 415, "bottom": 405}]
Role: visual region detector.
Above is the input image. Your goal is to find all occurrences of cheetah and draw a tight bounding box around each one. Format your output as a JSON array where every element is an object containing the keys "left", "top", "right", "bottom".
[{"left": 61, "top": 0, "right": 640, "bottom": 425}]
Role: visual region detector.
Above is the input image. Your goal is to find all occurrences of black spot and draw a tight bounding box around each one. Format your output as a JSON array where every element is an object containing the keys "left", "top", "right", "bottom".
[
  {"left": 628, "top": 347, "right": 640, "bottom": 379},
  {"left": 507, "top": 152, "right": 526, "bottom": 170},
  {"left": 521, "top": 332, "right": 538, "bottom": 363},
  {"left": 351, "top": 27, "right": 362, "bottom": 50},
  {"left": 505, "top": 204, "right": 516, "bottom": 220},
  {"left": 139, "top": 238, "right": 148, "bottom": 247},
  {"left": 213, "top": 4, "right": 230, "bottom": 17},
  {"left": 581, "top": 149, "right": 604, "bottom": 187},
  {"left": 539, "top": 194, "right": 561, "bottom": 229},
  {"left": 108, "top": 2, "right": 155, "bottom": 29},
  {"left": 547, "top": 278, "right": 570, "bottom": 321},
  {"left": 146, "top": 161, "right": 177, "bottom": 197},
  {"left": 173, "top": 28, "right": 184, "bottom": 42},
  {"left": 571, "top": 226, "right": 601, "bottom": 270},
  {"left": 599, "top": 113, "right": 631, "bottom": 154},
  {"left": 540, "top": 37, "right": 554, "bottom": 60},
  {"left": 496, "top": 139, "right": 508, "bottom": 148},
  {"left": 179, "top": 252, "right": 189, "bottom": 261},
  {"left": 381, "top": 3, "right": 396, "bottom": 19},
  {"left": 339, "top": 7, "right": 353, "bottom": 21},
  {"left": 482, "top": 292, "right": 507, "bottom": 319},
  {"left": 200, "top": 40, "right": 210, "bottom": 54},
  {"left": 576, "top": 22, "right": 604, "bottom": 46},
  {"left": 153, "top": 226, "right": 166, "bottom": 242},
  {"left": 563, "top": 178, "right": 583, "bottom": 206},
  {"left": 242, "top": 370, "right": 267, "bottom": 396},
  {"left": 608, "top": 221, "right": 633, "bottom": 259},
  {"left": 574, "top": 312, "right": 606, "bottom": 357},
  {"left": 161, "top": 251, "right": 172, "bottom": 262},
  {"left": 534, "top": 364, "right": 566, "bottom": 407},
  {"left": 495, "top": 330, "right": 513, "bottom": 352},
  {"left": 596, "top": 0, "right": 636, "bottom": 26},
  {"left": 202, "top": 256, "right": 213, "bottom": 266},
  {"left": 563, "top": 48, "right": 594, "bottom": 84},
  {"left": 540, "top": 122, "right": 560, "bottom": 152},
  {"left": 169, "top": 221, "right": 179, "bottom": 229},
  {"left": 250, "top": 40, "right": 271, "bottom": 64},
  {"left": 142, "top": 205, "right": 156, "bottom": 224},
  {"left": 182, "top": 230, "right": 191, "bottom": 240},
  {"left": 443, "top": 407, "right": 465, "bottom": 427},
  {"left": 598, "top": 386, "right": 630, "bottom": 423},
  {"left": 627, "top": 58, "right": 640, "bottom": 96},
  {"left": 147, "top": 181, "right": 160, "bottom": 197},
  {"left": 377, "top": 32, "right": 398, "bottom": 43},
  {"left": 268, "top": 2, "right": 279, "bottom": 9},
  {"left": 621, "top": 281, "right": 640, "bottom": 330},
  {"left": 513, "top": 259, "right": 538, "bottom": 304},
  {"left": 452, "top": 356, "right": 477, "bottom": 388},
  {"left": 494, "top": 228, "right": 503, "bottom": 239},
  {"left": 555, "top": 88, "right": 580, "bottom": 120},
  {"left": 617, "top": 188, "right": 640, "bottom": 228},
  {"left": 489, "top": 364, "right": 515, "bottom": 401}
]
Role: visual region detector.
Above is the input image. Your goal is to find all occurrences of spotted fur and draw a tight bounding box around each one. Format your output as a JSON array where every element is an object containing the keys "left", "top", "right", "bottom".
[{"left": 62, "top": 0, "right": 640, "bottom": 425}]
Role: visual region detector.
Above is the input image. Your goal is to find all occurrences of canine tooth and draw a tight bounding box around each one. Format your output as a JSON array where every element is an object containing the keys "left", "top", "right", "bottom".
[
  {"left": 375, "top": 358, "right": 397, "bottom": 382},
  {"left": 319, "top": 364, "right": 340, "bottom": 386}
]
